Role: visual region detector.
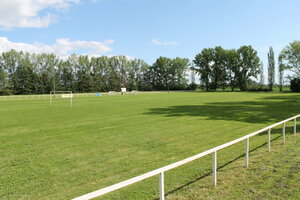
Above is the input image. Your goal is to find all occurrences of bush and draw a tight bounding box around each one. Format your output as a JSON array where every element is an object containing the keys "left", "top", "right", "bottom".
[
  {"left": 187, "top": 83, "right": 198, "bottom": 90},
  {"left": 290, "top": 78, "right": 300, "bottom": 92},
  {"left": 0, "top": 89, "right": 14, "bottom": 95},
  {"left": 247, "top": 84, "right": 271, "bottom": 92}
]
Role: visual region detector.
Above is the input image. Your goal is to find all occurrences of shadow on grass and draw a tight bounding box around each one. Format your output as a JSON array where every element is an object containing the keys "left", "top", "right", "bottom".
[
  {"left": 153, "top": 133, "right": 283, "bottom": 200},
  {"left": 145, "top": 95, "right": 300, "bottom": 124},
  {"left": 148, "top": 95, "right": 299, "bottom": 199}
]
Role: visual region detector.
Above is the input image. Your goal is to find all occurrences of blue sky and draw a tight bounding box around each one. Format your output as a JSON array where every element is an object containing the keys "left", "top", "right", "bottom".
[{"left": 0, "top": 0, "right": 300, "bottom": 77}]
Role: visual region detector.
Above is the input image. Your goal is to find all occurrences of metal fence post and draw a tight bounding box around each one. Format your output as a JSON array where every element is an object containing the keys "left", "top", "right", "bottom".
[
  {"left": 294, "top": 118, "right": 297, "bottom": 137},
  {"left": 268, "top": 129, "right": 271, "bottom": 152},
  {"left": 282, "top": 122, "right": 286, "bottom": 144},
  {"left": 212, "top": 151, "right": 217, "bottom": 186},
  {"left": 245, "top": 138, "right": 249, "bottom": 168},
  {"left": 159, "top": 172, "right": 165, "bottom": 200}
]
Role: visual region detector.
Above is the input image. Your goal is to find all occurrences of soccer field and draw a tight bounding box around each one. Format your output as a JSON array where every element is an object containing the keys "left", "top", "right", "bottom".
[{"left": 0, "top": 92, "right": 299, "bottom": 199}]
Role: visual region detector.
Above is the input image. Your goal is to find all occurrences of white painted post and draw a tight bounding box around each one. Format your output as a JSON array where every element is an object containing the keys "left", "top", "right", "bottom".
[
  {"left": 282, "top": 122, "right": 286, "bottom": 144},
  {"left": 159, "top": 172, "right": 165, "bottom": 200},
  {"left": 245, "top": 138, "right": 249, "bottom": 168},
  {"left": 212, "top": 151, "right": 217, "bottom": 186},
  {"left": 268, "top": 129, "right": 271, "bottom": 152},
  {"left": 294, "top": 118, "right": 297, "bottom": 137}
]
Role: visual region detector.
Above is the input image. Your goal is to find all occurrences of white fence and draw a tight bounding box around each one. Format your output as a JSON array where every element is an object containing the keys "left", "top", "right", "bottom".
[
  {"left": 0, "top": 90, "right": 198, "bottom": 101},
  {"left": 73, "top": 114, "right": 299, "bottom": 200},
  {"left": 0, "top": 94, "right": 49, "bottom": 101},
  {"left": 0, "top": 93, "right": 105, "bottom": 101}
]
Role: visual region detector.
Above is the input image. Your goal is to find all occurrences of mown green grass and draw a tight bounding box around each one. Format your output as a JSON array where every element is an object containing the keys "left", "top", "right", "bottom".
[
  {"left": 0, "top": 92, "right": 299, "bottom": 200},
  {"left": 167, "top": 133, "right": 300, "bottom": 200}
]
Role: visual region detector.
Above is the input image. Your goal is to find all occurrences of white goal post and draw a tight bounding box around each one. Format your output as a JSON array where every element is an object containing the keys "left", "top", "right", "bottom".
[{"left": 50, "top": 91, "right": 73, "bottom": 107}]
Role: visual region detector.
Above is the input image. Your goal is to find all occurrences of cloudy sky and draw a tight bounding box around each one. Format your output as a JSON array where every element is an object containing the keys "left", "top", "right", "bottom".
[{"left": 0, "top": 0, "right": 300, "bottom": 69}]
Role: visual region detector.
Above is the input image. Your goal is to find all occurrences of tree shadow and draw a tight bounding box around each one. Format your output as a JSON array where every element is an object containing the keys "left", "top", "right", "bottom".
[
  {"left": 145, "top": 95, "right": 300, "bottom": 124},
  {"left": 153, "top": 134, "right": 282, "bottom": 200}
]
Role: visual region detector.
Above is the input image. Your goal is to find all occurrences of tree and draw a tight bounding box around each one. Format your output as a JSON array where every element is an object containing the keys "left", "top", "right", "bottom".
[
  {"left": 91, "top": 56, "right": 109, "bottom": 92},
  {"left": 107, "top": 56, "right": 121, "bottom": 91},
  {"left": 137, "top": 60, "right": 151, "bottom": 91},
  {"left": 1, "top": 50, "right": 21, "bottom": 94},
  {"left": 290, "top": 78, "right": 300, "bottom": 92},
  {"left": 171, "top": 57, "right": 189, "bottom": 89},
  {"left": 213, "top": 46, "right": 227, "bottom": 91},
  {"left": 14, "top": 52, "right": 35, "bottom": 94},
  {"left": 236, "top": 46, "right": 260, "bottom": 91},
  {"left": 0, "top": 54, "right": 9, "bottom": 94},
  {"left": 278, "top": 54, "right": 284, "bottom": 92},
  {"left": 225, "top": 49, "right": 239, "bottom": 91},
  {"left": 150, "top": 57, "right": 173, "bottom": 90},
  {"left": 267, "top": 46, "right": 275, "bottom": 91},
  {"left": 194, "top": 48, "right": 214, "bottom": 91},
  {"left": 60, "top": 59, "right": 75, "bottom": 92},
  {"left": 259, "top": 61, "right": 264, "bottom": 87},
  {"left": 280, "top": 41, "right": 300, "bottom": 77}
]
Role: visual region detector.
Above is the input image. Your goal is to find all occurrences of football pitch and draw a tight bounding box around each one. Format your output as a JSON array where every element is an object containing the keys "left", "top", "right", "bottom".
[{"left": 0, "top": 92, "right": 299, "bottom": 199}]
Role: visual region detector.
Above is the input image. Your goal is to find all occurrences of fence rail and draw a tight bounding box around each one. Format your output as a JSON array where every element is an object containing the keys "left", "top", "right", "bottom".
[
  {"left": 72, "top": 114, "right": 299, "bottom": 200},
  {"left": 0, "top": 90, "right": 198, "bottom": 101}
]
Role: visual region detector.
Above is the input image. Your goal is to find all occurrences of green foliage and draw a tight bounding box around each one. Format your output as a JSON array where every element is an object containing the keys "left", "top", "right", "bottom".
[
  {"left": 187, "top": 82, "right": 198, "bottom": 90},
  {"left": 236, "top": 45, "right": 261, "bottom": 91},
  {"left": 268, "top": 46, "right": 275, "bottom": 90},
  {"left": 194, "top": 46, "right": 260, "bottom": 91},
  {"left": 0, "top": 50, "right": 193, "bottom": 94},
  {"left": 278, "top": 54, "right": 284, "bottom": 92},
  {"left": 150, "top": 57, "right": 189, "bottom": 90},
  {"left": 259, "top": 61, "right": 264, "bottom": 86},
  {"left": 194, "top": 48, "right": 214, "bottom": 91},
  {"left": 290, "top": 78, "right": 300, "bottom": 92},
  {"left": 280, "top": 40, "right": 300, "bottom": 77}
]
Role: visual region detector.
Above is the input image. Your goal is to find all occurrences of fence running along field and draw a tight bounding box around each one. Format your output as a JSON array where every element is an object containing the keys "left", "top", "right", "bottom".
[
  {"left": 72, "top": 115, "right": 299, "bottom": 200},
  {"left": 0, "top": 90, "right": 197, "bottom": 101}
]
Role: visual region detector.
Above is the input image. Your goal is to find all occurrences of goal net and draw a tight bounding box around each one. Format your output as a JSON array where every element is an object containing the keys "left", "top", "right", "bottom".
[{"left": 50, "top": 91, "right": 73, "bottom": 107}]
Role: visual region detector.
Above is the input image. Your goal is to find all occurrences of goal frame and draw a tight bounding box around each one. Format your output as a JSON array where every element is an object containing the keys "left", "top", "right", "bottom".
[{"left": 50, "top": 91, "right": 73, "bottom": 107}]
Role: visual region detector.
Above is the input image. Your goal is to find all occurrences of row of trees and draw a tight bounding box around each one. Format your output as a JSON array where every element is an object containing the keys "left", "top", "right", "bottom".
[
  {"left": 193, "top": 45, "right": 260, "bottom": 91},
  {"left": 193, "top": 41, "right": 300, "bottom": 92},
  {"left": 0, "top": 41, "right": 299, "bottom": 95},
  {"left": 0, "top": 50, "right": 190, "bottom": 95},
  {"left": 280, "top": 41, "right": 300, "bottom": 92},
  {"left": 266, "top": 41, "right": 300, "bottom": 92}
]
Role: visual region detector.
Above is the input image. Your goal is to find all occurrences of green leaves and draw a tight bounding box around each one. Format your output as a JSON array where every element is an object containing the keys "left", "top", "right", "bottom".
[
  {"left": 280, "top": 40, "right": 300, "bottom": 76},
  {"left": 193, "top": 46, "right": 260, "bottom": 91},
  {"left": 268, "top": 46, "right": 275, "bottom": 90},
  {"left": 150, "top": 57, "right": 189, "bottom": 90}
]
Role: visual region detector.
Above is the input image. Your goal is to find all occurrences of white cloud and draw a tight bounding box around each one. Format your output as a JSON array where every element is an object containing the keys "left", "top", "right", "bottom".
[
  {"left": 0, "top": 0, "right": 80, "bottom": 29},
  {"left": 0, "top": 37, "right": 114, "bottom": 58},
  {"left": 150, "top": 39, "right": 179, "bottom": 46}
]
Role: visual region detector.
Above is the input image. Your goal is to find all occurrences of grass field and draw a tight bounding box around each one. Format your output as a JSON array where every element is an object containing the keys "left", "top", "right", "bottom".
[{"left": 0, "top": 92, "right": 299, "bottom": 200}]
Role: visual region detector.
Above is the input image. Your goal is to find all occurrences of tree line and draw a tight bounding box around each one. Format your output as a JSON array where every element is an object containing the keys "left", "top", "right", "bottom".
[
  {"left": 193, "top": 45, "right": 261, "bottom": 91},
  {"left": 0, "top": 50, "right": 189, "bottom": 95},
  {"left": 193, "top": 41, "right": 300, "bottom": 92},
  {"left": 0, "top": 40, "right": 299, "bottom": 95}
]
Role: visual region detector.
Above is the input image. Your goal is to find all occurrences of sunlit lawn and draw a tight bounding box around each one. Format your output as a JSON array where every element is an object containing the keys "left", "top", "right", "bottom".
[{"left": 0, "top": 92, "right": 299, "bottom": 199}]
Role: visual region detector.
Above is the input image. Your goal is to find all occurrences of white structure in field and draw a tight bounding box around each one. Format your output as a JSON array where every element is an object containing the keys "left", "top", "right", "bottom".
[
  {"left": 121, "top": 88, "right": 126, "bottom": 95},
  {"left": 50, "top": 91, "right": 73, "bottom": 107}
]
